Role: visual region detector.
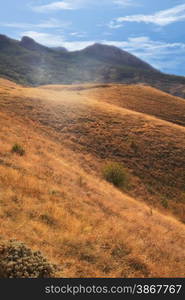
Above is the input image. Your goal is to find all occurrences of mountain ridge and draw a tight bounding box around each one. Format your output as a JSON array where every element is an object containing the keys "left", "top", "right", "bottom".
[
  {"left": 20, "top": 36, "right": 53, "bottom": 52},
  {"left": 0, "top": 34, "right": 185, "bottom": 98},
  {"left": 80, "top": 43, "right": 156, "bottom": 71}
]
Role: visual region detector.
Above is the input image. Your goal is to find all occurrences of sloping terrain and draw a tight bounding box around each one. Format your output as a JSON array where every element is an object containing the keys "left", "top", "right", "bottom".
[
  {"left": 1, "top": 80, "right": 185, "bottom": 220},
  {"left": 81, "top": 84, "right": 185, "bottom": 127},
  {"left": 0, "top": 79, "right": 185, "bottom": 277},
  {"left": 1, "top": 34, "right": 185, "bottom": 99}
]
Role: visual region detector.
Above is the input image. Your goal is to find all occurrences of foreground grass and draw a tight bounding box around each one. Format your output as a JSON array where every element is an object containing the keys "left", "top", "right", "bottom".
[{"left": 0, "top": 108, "right": 185, "bottom": 277}]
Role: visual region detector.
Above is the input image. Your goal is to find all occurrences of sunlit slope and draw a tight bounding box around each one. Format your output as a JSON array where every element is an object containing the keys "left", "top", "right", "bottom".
[
  {"left": 1, "top": 80, "right": 184, "bottom": 222},
  {"left": 48, "top": 84, "right": 185, "bottom": 127},
  {"left": 0, "top": 101, "right": 185, "bottom": 277}
]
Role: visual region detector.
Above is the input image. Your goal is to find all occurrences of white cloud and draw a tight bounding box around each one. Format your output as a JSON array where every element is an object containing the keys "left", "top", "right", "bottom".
[
  {"left": 106, "top": 36, "right": 185, "bottom": 53},
  {"left": 105, "top": 36, "right": 185, "bottom": 72},
  {"left": 20, "top": 31, "right": 66, "bottom": 47},
  {"left": 33, "top": 1, "right": 76, "bottom": 12},
  {"left": 110, "top": 3, "right": 185, "bottom": 27},
  {"left": 69, "top": 31, "right": 87, "bottom": 38},
  {"left": 113, "top": 0, "right": 138, "bottom": 7},
  {"left": 20, "top": 31, "right": 94, "bottom": 50},
  {"left": 32, "top": 0, "right": 136, "bottom": 12},
  {"left": 109, "top": 21, "right": 123, "bottom": 29},
  {"left": 0, "top": 19, "right": 70, "bottom": 29}
]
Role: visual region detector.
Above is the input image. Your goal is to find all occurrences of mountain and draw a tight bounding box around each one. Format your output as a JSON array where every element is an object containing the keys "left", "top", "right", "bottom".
[
  {"left": 20, "top": 36, "right": 68, "bottom": 53},
  {"left": 0, "top": 34, "right": 185, "bottom": 98},
  {"left": 51, "top": 46, "right": 68, "bottom": 53},
  {"left": 81, "top": 43, "right": 155, "bottom": 71},
  {"left": 20, "top": 36, "right": 52, "bottom": 52}
]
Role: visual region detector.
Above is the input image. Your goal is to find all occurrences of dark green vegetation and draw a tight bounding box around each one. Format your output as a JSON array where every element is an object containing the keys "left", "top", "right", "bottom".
[
  {"left": 1, "top": 34, "right": 185, "bottom": 98},
  {"left": 11, "top": 143, "right": 25, "bottom": 156},
  {"left": 103, "top": 162, "right": 128, "bottom": 188},
  {"left": 0, "top": 239, "right": 58, "bottom": 278}
]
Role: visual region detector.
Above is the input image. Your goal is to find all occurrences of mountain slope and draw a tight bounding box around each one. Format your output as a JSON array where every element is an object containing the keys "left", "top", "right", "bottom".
[
  {"left": 79, "top": 43, "right": 155, "bottom": 71},
  {"left": 1, "top": 79, "right": 185, "bottom": 222},
  {"left": 0, "top": 79, "right": 185, "bottom": 277},
  {"left": 80, "top": 84, "right": 185, "bottom": 126},
  {"left": 0, "top": 34, "right": 185, "bottom": 98}
]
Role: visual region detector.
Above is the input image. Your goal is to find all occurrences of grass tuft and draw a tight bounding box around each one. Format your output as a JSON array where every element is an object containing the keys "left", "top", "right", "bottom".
[{"left": 11, "top": 144, "right": 25, "bottom": 156}]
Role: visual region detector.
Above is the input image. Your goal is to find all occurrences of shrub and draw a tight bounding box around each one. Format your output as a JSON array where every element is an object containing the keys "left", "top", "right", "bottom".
[
  {"left": 161, "top": 198, "right": 168, "bottom": 209},
  {"left": 102, "top": 162, "right": 128, "bottom": 187},
  {"left": 0, "top": 239, "right": 58, "bottom": 278},
  {"left": 11, "top": 144, "right": 25, "bottom": 156}
]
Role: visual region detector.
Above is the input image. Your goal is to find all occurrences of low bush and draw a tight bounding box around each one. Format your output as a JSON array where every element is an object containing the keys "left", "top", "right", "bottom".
[
  {"left": 0, "top": 239, "right": 58, "bottom": 278},
  {"left": 11, "top": 144, "right": 25, "bottom": 156},
  {"left": 102, "top": 162, "right": 128, "bottom": 188}
]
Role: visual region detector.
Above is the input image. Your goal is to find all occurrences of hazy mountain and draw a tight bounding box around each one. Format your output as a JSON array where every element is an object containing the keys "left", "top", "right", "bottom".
[
  {"left": 0, "top": 34, "right": 185, "bottom": 98},
  {"left": 80, "top": 43, "right": 155, "bottom": 71},
  {"left": 51, "top": 46, "right": 68, "bottom": 53},
  {"left": 20, "top": 36, "right": 52, "bottom": 52}
]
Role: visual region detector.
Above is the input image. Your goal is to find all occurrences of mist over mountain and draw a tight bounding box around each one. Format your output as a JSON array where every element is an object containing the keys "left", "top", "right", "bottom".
[
  {"left": 51, "top": 46, "right": 68, "bottom": 53},
  {"left": 0, "top": 34, "right": 185, "bottom": 98}
]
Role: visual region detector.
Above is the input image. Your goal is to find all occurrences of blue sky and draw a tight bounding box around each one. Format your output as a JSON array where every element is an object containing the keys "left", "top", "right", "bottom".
[{"left": 0, "top": 0, "right": 185, "bottom": 75}]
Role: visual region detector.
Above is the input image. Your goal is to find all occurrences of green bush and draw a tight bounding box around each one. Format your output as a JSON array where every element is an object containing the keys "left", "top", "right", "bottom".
[
  {"left": 102, "top": 162, "right": 128, "bottom": 187},
  {"left": 11, "top": 144, "right": 25, "bottom": 156},
  {"left": 161, "top": 198, "right": 169, "bottom": 209},
  {"left": 0, "top": 239, "right": 58, "bottom": 278}
]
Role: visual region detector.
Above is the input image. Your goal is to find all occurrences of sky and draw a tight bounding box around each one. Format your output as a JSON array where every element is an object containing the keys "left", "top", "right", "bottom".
[{"left": 0, "top": 0, "right": 185, "bottom": 75}]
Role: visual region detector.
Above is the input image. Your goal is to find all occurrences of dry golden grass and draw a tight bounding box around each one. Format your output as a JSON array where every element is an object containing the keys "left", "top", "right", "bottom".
[
  {"left": 0, "top": 79, "right": 185, "bottom": 277},
  {"left": 3, "top": 81, "right": 184, "bottom": 220},
  {"left": 81, "top": 83, "right": 185, "bottom": 126}
]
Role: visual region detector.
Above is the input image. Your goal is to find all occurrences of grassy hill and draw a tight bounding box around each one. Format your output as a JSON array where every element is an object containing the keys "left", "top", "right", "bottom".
[
  {"left": 1, "top": 34, "right": 185, "bottom": 99},
  {"left": 0, "top": 79, "right": 185, "bottom": 277},
  {"left": 81, "top": 84, "right": 185, "bottom": 126}
]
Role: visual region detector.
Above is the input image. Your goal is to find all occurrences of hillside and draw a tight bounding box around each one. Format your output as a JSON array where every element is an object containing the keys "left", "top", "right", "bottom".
[
  {"left": 1, "top": 80, "right": 185, "bottom": 221},
  {"left": 0, "top": 79, "right": 185, "bottom": 277},
  {"left": 81, "top": 84, "right": 185, "bottom": 127},
  {"left": 1, "top": 34, "right": 185, "bottom": 98}
]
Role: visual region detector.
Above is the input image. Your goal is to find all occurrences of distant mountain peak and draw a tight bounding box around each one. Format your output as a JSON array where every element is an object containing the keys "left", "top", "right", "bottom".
[
  {"left": 20, "top": 36, "right": 49, "bottom": 52},
  {"left": 82, "top": 42, "right": 154, "bottom": 71},
  {"left": 0, "top": 34, "right": 9, "bottom": 41},
  {"left": 0, "top": 34, "right": 15, "bottom": 49},
  {"left": 86, "top": 43, "right": 107, "bottom": 48},
  {"left": 21, "top": 36, "right": 35, "bottom": 44},
  {"left": 82, "top": 43, "right": 126, "bottom": 59},
  {"left": 83, "top": 43, "right": 121, "bottom": 53}
]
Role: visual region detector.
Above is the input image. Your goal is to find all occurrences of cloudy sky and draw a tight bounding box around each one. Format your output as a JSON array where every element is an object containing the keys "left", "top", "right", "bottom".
[{"left": 0, "top": 0, "right": 185, "bottom": 75}]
